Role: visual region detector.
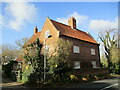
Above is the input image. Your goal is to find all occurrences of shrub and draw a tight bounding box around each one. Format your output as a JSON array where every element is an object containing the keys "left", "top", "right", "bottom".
[
  {"left": 49, "top": 62, "right": 72, "bottom": 82},
  {"left": 22, "top": 65, "right": 33, "bottom": 83},
  {"left": 23, "top": 38, "right": 44, "bottom": 86},
  {"left": 26, "top": 72, "right": 44, "bottom": 86},
  {"left": 2, "top": 61, "right": 17, "bottom": 78},
  {"left": 70, "top": 75, "right": 78, "bottom": 80},
  {"left": 111, "top": 63, "right": 120, "bottom": 74},
  {"left": 10, "top": 71, "right": 17, "bottom": 81}
]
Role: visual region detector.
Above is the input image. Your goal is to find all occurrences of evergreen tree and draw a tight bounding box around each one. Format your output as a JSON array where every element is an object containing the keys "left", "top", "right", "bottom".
[{"left": 23, "top": 38, "right": 44, "bottom": 85}]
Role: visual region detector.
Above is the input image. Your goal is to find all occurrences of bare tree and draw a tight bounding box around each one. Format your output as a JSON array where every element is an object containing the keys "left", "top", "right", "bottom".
[
  {"left": 15, "top": 38, "right": 29, "bottom": 56},
  {"left": 16, "top": 38, "right": 29, "bottom": 49},
  {"left": 47, "top": 38, "right": 73, "bottom": 67},
  {"left": 1, "top": 44, "right": 19, "bottom": 65},
  {"left": 98, "top": 28, "right": 118, "bottom": 69}
]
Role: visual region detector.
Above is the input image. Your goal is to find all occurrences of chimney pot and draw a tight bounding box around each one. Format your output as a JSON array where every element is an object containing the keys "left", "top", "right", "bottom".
[{"left": 34, "top": 26, "right": 38, "bottom": 34}]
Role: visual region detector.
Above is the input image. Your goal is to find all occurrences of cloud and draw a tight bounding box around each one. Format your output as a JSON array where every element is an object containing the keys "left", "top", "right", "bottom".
[
  {"left": 3, "top": 2, "right": 38, "bottom": 31},
  {"left": 57, "top": 18, "right": 68, "bottom": 25},
  {"left": 88, "top": 18, "right": 118, "bottom": 33},
  {"left": 57, "top": 12, "right": 117, "bottom": 34},
  {"left": 57, "top": 12, "right": 88, "bottom": 29}
]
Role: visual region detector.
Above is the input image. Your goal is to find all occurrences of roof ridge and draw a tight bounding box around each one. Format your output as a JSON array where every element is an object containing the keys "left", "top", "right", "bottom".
[
  {"left": 49, "top": 18, "right": 98, "bottom": 44},
  {"left": 50, "top": 18, "right": 87, "bottom": 33},
  {"left": 25, "top": 17, "right": 98, "bottom": 46},
  {"left": 49, "top": 18, "right": 70, "bottom": 27}
]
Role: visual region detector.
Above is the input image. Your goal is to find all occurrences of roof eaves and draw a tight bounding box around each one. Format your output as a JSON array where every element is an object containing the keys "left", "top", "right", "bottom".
[{"left": 59, "top": 34, "right": 99, "bottom": 45}]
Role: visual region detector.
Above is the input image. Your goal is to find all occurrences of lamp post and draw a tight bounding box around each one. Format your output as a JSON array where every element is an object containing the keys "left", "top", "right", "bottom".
[{"left": 44, "top": 35, "right": 52, "bottom": 84}]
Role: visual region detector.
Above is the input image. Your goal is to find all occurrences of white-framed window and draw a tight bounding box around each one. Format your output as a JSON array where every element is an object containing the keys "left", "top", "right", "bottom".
[
  {"left": 91, "top": 48, "right": 95, "bottom": 55},
  {"left": 92, "top": 61, "right": 97, "bottom": 68},
  {"left": 74, "top": 61, "right": 80, "bottom": 69},
  {"left": 73, "top": 46, "right": 80, "bottom": 53},
  {"left": 45, "top": 30, "right": 49, "bottom": 38}
]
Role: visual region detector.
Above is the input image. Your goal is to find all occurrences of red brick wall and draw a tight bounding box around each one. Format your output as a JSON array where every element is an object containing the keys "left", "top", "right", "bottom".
[
  {"left": 59, "top": 35, "right": 101, "bottom": 68},
  {"left": 36, "top": 18, "right": 101, "bottom": 69}
]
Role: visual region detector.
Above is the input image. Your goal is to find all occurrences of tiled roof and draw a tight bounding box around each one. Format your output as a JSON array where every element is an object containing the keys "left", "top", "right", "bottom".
[
  {"left": 50, "top": 19, "right": 98, "bottom": 44},
  {"left": 16, "top": 58, "right": 22, "bottom": 62},
  {"left": 25, "top": 18, "right": 98, "bottom": 46},
  {"left": 24, "top": 32, "right": 41, "bottom": 46}
]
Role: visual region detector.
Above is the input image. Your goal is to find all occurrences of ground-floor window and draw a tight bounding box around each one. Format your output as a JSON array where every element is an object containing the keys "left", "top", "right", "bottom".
[
  {"left": 74, "top": 61, "right": 80, "bottom": 69},
  {"left": 92, "top": 61, "right": 97, "bottom": 68}
]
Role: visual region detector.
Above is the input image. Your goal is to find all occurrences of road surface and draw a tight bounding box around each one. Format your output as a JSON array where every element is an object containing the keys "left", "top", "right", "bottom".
[
  {"left": 1, "top": 73, "right": 120, "bottom": 90},
  {"left": 67, "top": 76, "right": 120, "bottom": 90}
]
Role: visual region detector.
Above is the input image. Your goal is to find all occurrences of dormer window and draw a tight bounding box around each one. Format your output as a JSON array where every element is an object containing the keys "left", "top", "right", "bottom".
[{"left": 45, "top": 30, "right": 49, "bottom": 38}]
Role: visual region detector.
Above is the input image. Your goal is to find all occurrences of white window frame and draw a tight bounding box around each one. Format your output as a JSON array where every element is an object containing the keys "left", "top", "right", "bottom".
[
  {"left": 73, "top": 46, "right": 80, "bottom": 53},
  {"left": 91, "top": 48, "right": 95, "bottom": 55},
  {"left": 92, "top": 61, "right": 97, "bottom": 68},
  {"left": 45, "top": 30, "right": 49, "bottom": 38},
  {"left": 74, "top": 61, "right": 80, "bottom": 69}
]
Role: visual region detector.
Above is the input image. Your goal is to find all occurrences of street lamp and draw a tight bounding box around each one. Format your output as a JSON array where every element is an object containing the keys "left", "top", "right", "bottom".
[{"left": 44, "top": 35, "right": 52, "bottom": 84}]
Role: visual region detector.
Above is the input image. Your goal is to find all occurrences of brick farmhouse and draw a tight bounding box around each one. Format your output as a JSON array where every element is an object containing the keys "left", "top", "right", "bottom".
[{"left": 24, "top": 17, "right": 101, "bottom": 69}]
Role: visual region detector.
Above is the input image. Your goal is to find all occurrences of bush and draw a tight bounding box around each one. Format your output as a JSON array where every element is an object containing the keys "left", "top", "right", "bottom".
[
  {"left": 26, "top": 72, "right": 44, "bottom": 86},
  {"left": 110, "top": 63, "right": 120, "bottom": 74},
  {"left": 113, "top": 64, "right": 120, "bottom": 74},
  {"left": 70, "top": 75, "right": 78, "bottom": 80},
  {"left": 2, "top": 61, "right": 17, "bottom": 78},
  {"left": 22, "top": 65, "right": 33, "bottom": 83},
  {"left": 10, "top": 71, "right": 17, "bottom": 81},
  {"left": 86, "top": 74, "right": 94, "bottom": 80},
  {"left": 48, "top": 62, "right": 72, "bottom": 82}
]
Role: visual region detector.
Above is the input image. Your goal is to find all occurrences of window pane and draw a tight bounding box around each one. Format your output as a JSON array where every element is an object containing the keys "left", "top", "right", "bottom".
[
  {"left": 91, "top": 49, "right": 95, "bottom": 55},
  {"left": 92, "top": 61, "right": 97, "bottom": 68},
  {"left": 73, "top": 46, "right": 79, "bottom": 53},
  {"left": 74, "top": 61, "right": 80, "bottom": 69}
]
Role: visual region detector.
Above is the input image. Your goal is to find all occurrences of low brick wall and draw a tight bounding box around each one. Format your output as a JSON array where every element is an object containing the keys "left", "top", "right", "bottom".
[{"left": 71, "top": 68, "right": 110, "bottom": 76}]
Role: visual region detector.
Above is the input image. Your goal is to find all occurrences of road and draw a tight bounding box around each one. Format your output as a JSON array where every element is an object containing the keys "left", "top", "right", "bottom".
[
  {"left": 1, "top": 73, "right": 120, "bottom": 90},
  {"left": 67, "top": 76, "right": 120, "bottom": 90}
]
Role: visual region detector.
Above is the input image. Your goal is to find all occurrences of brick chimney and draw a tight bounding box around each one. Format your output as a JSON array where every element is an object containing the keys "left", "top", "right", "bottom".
[
  {"left": 68, "top": 17, "right": 76, "bottom": 29},
  {"left": 34, "top": 26, "right": 38, "bottom": 34}
]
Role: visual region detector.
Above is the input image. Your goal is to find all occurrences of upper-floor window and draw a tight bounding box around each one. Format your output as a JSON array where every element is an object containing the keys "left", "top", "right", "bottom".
[
  {"left": 74, "top": 61, "right": 80, "bottom": 69},
  {"left": 91, "top": 48, "right": 95, "bottom": 55},
  {"left": 45, "top": 30, "right": 49, "bottom": 38},
  {"left": 91, "top": 61, "right": 97, "bottom": 68},
  {"left": 73, "top": 46, "right": 80, "bottom": 53}
]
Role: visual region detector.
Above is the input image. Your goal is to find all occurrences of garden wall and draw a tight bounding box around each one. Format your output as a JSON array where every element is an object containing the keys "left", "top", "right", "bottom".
[{"left": 71, "top": 68, "right": 110, "bottom": 76}]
